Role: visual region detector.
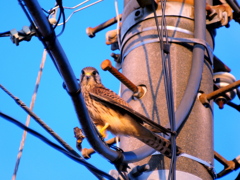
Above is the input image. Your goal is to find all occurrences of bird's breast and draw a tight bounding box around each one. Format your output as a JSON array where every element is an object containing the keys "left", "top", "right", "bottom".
[{"left": 81, "top": 90, "right": 146, "bottom": 137}]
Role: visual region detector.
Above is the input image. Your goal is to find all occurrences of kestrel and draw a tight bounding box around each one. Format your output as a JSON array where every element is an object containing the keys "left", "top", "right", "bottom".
[{"left": 80, "top": 67, "right": 181, "bottom": 158}]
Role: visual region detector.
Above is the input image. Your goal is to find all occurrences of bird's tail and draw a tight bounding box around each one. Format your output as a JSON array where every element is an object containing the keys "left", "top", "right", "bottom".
[{"left": 137, "top": 132, "right": 182, "bottom": 158}]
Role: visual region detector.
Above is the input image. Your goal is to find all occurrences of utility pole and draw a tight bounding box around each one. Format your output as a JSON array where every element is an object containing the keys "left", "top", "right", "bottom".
[{"left": 119, "top": 0, "right": 214, "bottom": 179}]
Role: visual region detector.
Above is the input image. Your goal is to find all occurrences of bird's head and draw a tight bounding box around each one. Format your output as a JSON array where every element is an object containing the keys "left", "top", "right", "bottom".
[{"left": 80, "top": 67, "right": 101, "bottom": 86}]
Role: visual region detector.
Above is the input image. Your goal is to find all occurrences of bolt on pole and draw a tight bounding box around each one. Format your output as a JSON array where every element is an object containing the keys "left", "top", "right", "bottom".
[{"left": 119, "top": 0, "right": 214, "bottom": 179}]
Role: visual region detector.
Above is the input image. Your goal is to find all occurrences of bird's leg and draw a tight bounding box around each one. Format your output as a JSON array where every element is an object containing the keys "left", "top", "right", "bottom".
[{"left": 97, "top": 123, "right": 109, "bottom": 139}]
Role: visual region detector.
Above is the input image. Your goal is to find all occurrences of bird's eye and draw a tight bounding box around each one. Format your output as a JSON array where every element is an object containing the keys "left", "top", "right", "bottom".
[
  {"left": 92, "top": 70, "right": 98, "bottom": 76},
  {"left": 81, "top": 70, "right": 85, "bottom": 75}
]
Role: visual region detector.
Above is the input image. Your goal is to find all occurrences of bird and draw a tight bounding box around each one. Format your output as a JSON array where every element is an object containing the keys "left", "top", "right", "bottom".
[{"left": 79, "top": 66, "right": 181, "bottom": 158}]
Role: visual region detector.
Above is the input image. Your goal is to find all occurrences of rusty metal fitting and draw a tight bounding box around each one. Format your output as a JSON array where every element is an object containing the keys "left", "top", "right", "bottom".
[
  {"left": 86, "top": 14, "right": 122, "bottom": 38},
  {"left": 214, "top": 151, "right": 240, "bottom": 178},
  {"left": 133, "top": 85, "right": 147, "bottom": 99},
  {"left": 215, "top": 98, "right": 227, "bottom": 109},
  {"left": 206, "top": 3, "right": 233, "bottom": 28},
  {"left": 101, "top": 59, "right": 146, "bottom": 99},
  {"left": 73, "top": 127, "right": 85, "bottom": 151},
  {"left": 81, "top": 137, "right": 117, "bottom": 159},
  {"left": 199, "top": 80, "right": 240, "bottom": 107},
  {"left": 81, "top": 148, "right": 94, "bottom": 159},
  {"left": 105, "top": 29, "right": 119, "bottom": 45},
  {"left": 198, "top": 93, "right": 210, "bottom": 107}
]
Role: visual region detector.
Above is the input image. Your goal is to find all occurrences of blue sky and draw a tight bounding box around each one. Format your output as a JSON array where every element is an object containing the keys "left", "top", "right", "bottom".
[{"left": 0, "top": 1, "right": 239, "bottom": 180}]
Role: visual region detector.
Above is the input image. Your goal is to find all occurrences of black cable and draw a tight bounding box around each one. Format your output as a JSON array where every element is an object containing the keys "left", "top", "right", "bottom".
[
  {"left": 0, "top": 31, "right": 10, "bottom": 37},
  {"left": 161, "top": 3, "right": 177, "bottom": 177},
  {"left": 0, "top": 83, "right": 80, "bottom": 157},
  {"left": 18, "top": 0, "right": 37, "bottom": 30},
  {"left": 57, "top": 0, "right": 66, "bottom": 36},
  {"left": 0, "top": 83, "right": 106, "bottom": 180},
  {"left": 54, "top": 0, "right": 66, "bottom": 36},
  {"left": 0, "top": 111, "right": 115, "bottom": 180},
  {"left": 18, "top": 0, "right": 63, "bottom": 75},
  {"left": 42, "top": 8, "right": 52, "bottom": 15},
  {"left": 150, "top": 0, "right": 177, "bottom": 179},
  {"left": 52, "top": 3, "right": 62, "bottom": 30},
  {"left": 162, "top": 7, "right": 177, "bottom": 180}
]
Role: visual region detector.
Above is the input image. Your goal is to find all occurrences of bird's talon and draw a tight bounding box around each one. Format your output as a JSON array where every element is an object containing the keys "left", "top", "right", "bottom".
[
  {"left": 98, "top": 123, "right": 109, "bottom": 139},
  {"left": 77, "top": 139, "right": 82, "bottom": 143},
  {"left": 99, "top": 131, "right": 106, "bottom": 139}
]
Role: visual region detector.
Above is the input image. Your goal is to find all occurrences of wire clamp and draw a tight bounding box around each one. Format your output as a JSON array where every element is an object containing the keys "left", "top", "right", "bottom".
[
  {"left": 10, "top": 26, "right": 36, "bottom": 46},
  {"left": 206, "top": 2, "right": 233, "bottom": 28},
  {"left": 179, "top": 153, "right": 217, "bottom": 178},
  {"left": 163, "top": 43, "right": 170, "bottom": 54},
  {"left": 111, "top": 149, "right": 129, "bottom": 173}
]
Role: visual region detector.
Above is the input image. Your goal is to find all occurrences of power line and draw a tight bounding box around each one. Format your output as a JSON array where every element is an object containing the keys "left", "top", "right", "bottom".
[
  {"left": 54, "top": 0, "right": 104, "bottom": 26},
  {"left": 150, "top": 0, "right": 177, "bottom": 179},
  {"left": 12, "top": 49, "right": 47, "bottom": 180},
  {"left": 0, "top": 83, "right": 105, "bottom": 180},
  {"left": 0, "top": 83, "right": 80, "bottom": 157},
  {"left": 55, "top": 0, "right": 66, "bottom": 36},
  {"left": 0, "top": 112, "right": 115, "bottom": 180}
]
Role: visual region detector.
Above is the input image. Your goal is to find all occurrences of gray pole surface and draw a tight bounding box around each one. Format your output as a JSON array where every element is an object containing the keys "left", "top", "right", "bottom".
[{"left": 120, "top": 0, "right": 214, "bottom": 179}]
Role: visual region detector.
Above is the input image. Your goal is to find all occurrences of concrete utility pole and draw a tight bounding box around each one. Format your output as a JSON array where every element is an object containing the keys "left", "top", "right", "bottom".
[{"left": 120, "top": 0, "right": 214, "bottom": 179}]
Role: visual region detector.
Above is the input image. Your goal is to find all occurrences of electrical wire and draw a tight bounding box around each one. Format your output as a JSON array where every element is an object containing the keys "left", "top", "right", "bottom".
[
  {"left": 52, "top": 3, "right": 62, "bottom": 30},
  {"left": 114, "top": 0, "right": 121, "bottom": 49},
  {"left": 51, "top": 0, "right": 90, "bottom": 11},
  {"left": 55, "top": 0, "right": 66, "bottom": 36},
  {"left": 113, "top": 5, "right": 123, "bottom": 178},
  {"left": 8, "top": 0, "right": 104, "bottom": 39},
  {"left": 0, "top": 83, "right": 82, "bottom": 156},
  {"left": 18, "top": 0, "right": 38, "bottom": 30},
  {"left": 12, "top": 49, "right": 47, "bottom": 180},
  {"left": 11, "top": 2, "right": 109, "bottom": 179},
  {"left": 0, "top": 112, "right": 115, "bottom": 180},
  {"left": 18, "top": 0, "right": 62, "bottom": 74},
  {"left": 150, "top": 0, "right": 177, "bottom": 179},
  {"left": 0, "top": 83, "right": 106, "bottom": 180},
  {"left": 51, "top": 0, "right": 66, "bottom": 36},
  {"left": 56, "top": 0, "right": 103, "bottom": 26},
  {"left": 0, "top": 31, "right": 10, "bottom": 37},
  {"left": 63, "top": 0, "right": 90, "bottom": 9},
  {"left": 160, "top": 1, "right": 177, "bottom": 179},
  {"left": 13, "top": 1, "right": 116, "bottom": 179}
]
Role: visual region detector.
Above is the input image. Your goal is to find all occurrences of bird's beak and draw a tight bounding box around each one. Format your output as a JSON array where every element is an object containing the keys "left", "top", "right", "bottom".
[{"left": 85, "top": 72, "right": 92, "bottom": 80}]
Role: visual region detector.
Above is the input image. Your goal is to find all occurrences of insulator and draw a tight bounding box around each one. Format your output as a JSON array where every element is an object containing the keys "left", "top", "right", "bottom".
[
  {"left": 213, "top": 72, "right": 237, "bottom": 108},
  {"left": 48, "top": 18, "right": 57, "bottom": 25}
]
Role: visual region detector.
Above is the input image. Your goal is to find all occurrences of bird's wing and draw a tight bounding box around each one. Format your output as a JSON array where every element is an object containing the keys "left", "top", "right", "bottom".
[
  {"left": 90, "top": 85, "right": 131, "bottom": 108},
  {"left": 89, "top": 86, "right": 172, "bottom": 135}
]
